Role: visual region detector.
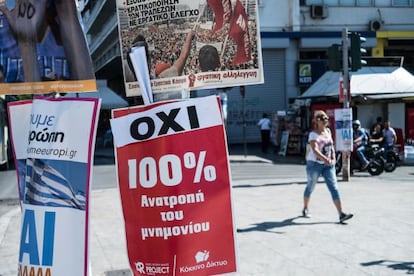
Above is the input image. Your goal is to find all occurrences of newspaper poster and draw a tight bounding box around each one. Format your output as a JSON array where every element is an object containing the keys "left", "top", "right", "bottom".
[
  {"left": 110, "top": 96, "right": 237, "bottom": 275},
  {"left": 7, "top": 97, "right": 101, "bottom": 276},
  {"left": 334, "top": 108, "right": 353, "bottom": 151},
  {"left": 0, "top": 0, "right": 96, "bottom": 95},
  {"left": 117, "top": 0, "right": 264, "bottom": 97}
]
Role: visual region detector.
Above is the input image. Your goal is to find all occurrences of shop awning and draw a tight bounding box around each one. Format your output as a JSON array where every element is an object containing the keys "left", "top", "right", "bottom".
[
  {"left": 300, "top": 66, "right": 414, "bottom": 100},
  {"left": 364, "top": 92, "right": 414, "bottom": 100}
]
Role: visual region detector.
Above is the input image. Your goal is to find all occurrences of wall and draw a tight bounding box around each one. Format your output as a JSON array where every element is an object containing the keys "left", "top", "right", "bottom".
[
  {"left": 355, "top": 103, "right": 386, "bottom": 132},
  {"left": 258, "top": 1, "right": 414, "bottom": 32},
  {"left": 225, "top": 49, "right": 287, "bottom": 144},
  {"left": 388, "top": 103, "right": 406, "bottom": 137},
  {"left": 257, "top": 2, "right": 290, "bottom": 31}
]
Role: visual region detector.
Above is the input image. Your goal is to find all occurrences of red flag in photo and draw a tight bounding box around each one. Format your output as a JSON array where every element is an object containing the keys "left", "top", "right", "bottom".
[
  {"left": 228, "top": 0, "right": 251, "bottom": 65},
  {"left": 207, "top": 0, "right": 232, "bottom": 32}
]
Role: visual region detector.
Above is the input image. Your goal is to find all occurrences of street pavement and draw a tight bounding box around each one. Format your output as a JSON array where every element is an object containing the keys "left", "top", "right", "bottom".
[{"left": 1, "top": 144, "right": 414, "bottom": 275}]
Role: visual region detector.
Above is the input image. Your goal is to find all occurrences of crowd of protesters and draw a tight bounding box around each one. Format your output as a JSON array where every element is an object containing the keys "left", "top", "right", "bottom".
[{"left": 120, "top": 19, "right": 260, "bottom": 80}]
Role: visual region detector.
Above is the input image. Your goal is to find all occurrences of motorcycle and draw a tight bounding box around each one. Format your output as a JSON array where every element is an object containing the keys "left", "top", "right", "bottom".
[
  {"left": 382, "top": 145, "right": 400, "bottom": 173},
  {"left": 335, "top": 144, "right": 385, "bottom": 176}
]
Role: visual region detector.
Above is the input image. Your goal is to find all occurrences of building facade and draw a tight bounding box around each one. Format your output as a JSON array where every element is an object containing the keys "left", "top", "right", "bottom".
[{"left": 80, "top": 0, "right": 414, "bottom": 145}]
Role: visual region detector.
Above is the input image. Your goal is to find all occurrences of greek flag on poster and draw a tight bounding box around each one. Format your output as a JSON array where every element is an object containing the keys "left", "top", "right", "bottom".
[{"left": 24, "top": 158, "right": 86, "bottom": 210}]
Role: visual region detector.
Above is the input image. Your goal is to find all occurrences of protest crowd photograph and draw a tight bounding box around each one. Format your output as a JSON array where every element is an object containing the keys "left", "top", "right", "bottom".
[{"left": 118, "top": 0, "right": 263, "bottom": 96}]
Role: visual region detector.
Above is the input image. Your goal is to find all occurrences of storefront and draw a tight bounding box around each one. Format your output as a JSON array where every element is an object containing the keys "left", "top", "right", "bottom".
[{"left": 299, "top": 66, "right": 414, "bottom": 145}]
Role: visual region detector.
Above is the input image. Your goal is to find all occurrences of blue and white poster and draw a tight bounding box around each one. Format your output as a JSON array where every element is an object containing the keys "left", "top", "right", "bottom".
[
  {"left": 334, "top": 108, "right": 353, "bottom": 152},
  {"left": 8, "top": 97, "right": 101, "bottom": 276}
]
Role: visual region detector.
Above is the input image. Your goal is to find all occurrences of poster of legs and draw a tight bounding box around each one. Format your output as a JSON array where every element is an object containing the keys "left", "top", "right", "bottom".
[{"left": 0, "top": 0, "right": 96, "bottom": 95}]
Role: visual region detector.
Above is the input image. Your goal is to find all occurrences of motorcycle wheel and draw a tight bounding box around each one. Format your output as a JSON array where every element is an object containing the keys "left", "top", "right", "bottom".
[
  {"left": 367, "top": 157, "right": 384, "bottom": 176},
  {"left": 384, "top": 154, "right": 398, "bottom": 172}
]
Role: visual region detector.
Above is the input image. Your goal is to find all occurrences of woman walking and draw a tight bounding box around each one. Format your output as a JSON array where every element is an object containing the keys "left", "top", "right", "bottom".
[{"left": 302, "top": 110, "right": 353, "bottom": 223}]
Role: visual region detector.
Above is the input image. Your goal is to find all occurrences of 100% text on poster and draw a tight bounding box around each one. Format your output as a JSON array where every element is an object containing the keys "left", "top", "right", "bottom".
[{"left": 127, "top": 150, "right": 217, "bottom": 188}]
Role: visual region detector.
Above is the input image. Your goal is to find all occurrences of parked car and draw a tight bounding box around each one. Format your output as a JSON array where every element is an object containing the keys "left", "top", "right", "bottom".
[{"left": 404, "top": 145, "right": 414, "bottom": 165}]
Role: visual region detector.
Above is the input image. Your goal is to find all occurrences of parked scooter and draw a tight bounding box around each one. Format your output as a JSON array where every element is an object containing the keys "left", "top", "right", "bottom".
[{"left": 335, "top": 145, "right": 385, "bottom": 176}]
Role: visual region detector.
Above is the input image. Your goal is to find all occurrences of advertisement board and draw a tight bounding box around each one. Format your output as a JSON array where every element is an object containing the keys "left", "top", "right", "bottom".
[
  {"left": 116, "top": 0, "right": 264, "bottom": 97},
  {"left": 0, "top": 1, "right": 96, "bottom": 95},
  {"left": 110, "top": 96, "right": 237, "bottom": 275},
  {"left": 8, "top": 97, "right": 101, "bottom": 275},
  {"left": 334, "top": 108, "right": 353, "bottom": 152}
]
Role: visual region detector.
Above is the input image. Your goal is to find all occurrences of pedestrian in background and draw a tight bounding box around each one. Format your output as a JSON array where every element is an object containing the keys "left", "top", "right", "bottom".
[
  {"left": 370, "top": 123, "right": 384, "bottom": 147},
  {"left": 302, "top": 110, "right": 353, "bottom": 223},
  {"left": 352, "top": 119, "right": 370, "bottom": 170},
  {"left": 257, "top": 113, "right": 271, "bottom": 153},
  {"left": 383, "top": 119, "right": 397, "bottom": 152},
  {"left": 370, "top": 116, "right": 383, "bottom": 134}
]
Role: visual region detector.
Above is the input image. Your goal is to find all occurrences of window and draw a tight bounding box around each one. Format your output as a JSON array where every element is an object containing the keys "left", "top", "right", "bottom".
[
  {"left": 306, "top": 0, "right": 375, "bottom": 5},
  {"left": 339, "top": 0, "right": 355, "bottom": 5},
  {"left": 357, "top": 0, "right": 374, "bottom": 6},
  {"left": 306, "top": 0, "right": 323, "bottom": 4},
  {"left": 323, "top": 0, "right": 339, "bottom": 4},
  {"left": 392, "top": 0, "right": 410, "bottom": 6},
  {"left": 304, "top": 0, "right": 414, "bottom": 5}
]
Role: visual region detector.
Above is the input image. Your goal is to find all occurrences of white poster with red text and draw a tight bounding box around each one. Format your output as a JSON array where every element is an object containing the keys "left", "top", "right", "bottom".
[
  {"left": 110, "top": 96, "right": 237, "bottom": 275},
  {"left": 7, "top": 97, "right": 101, "bottom": 276}
]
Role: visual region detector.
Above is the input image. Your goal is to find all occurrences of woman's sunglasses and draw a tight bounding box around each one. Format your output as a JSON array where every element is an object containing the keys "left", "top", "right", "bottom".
[{"left": 316, "top": 117, "right": 329, "bottom": 122}]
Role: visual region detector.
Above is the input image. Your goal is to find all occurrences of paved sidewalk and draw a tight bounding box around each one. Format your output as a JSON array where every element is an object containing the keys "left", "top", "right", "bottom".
[{"left": 1, "top": 145, "right": 413, "bottom": 275}]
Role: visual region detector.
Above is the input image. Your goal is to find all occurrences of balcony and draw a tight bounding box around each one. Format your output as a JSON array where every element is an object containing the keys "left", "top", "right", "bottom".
[
  {"left": 88, "top": 15, "right": 118, "bottom": 55},
  {"left": 82, "top": 0, "right": 115, "bottom": 35}
]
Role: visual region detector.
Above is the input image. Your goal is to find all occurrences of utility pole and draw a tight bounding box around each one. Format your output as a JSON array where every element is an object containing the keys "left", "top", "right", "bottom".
[{"left": 341, "top": 28, "right": 351, "bottom": 181}]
